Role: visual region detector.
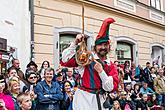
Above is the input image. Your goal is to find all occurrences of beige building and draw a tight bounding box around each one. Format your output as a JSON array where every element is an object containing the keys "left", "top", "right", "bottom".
[{"left": 33, "top": 0, "right": 165, "bottom": 69}]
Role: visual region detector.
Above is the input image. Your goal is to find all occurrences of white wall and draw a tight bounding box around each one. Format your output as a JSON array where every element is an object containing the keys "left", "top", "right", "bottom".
[{"left": 0, "top": 0, "right": 31, "bottom": 72}]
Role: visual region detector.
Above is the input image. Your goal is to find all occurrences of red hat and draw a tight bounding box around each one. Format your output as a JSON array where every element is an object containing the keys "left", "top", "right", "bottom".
[{"left": 95, "top": 18, "right": 115, "bottom": 45}]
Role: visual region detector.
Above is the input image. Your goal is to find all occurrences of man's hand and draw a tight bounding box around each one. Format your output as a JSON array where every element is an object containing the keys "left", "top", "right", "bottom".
[
  {"left": 74, "top": 34, "right": 84, "bottom": 45},
  {"left": 94, "top": 60, "right": 103, "bottom": 74}
]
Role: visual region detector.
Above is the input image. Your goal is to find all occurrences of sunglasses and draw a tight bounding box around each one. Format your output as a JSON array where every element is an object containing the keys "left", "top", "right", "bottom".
[
  {"left": 10, "top": 72, "right": 17, "bottom": 74},
  {"left": 29, "top": 76, "right": 37, "bottom": 79},
  {"left": 0, "top": 79, "right": 5, "bottom": 83}
]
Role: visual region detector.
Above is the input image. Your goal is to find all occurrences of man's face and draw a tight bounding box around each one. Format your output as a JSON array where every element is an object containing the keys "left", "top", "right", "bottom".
[
  {"left": 142, "top": 94, "right": 148, "bottom": 101},
  {"left": 159, "top": 70, "right": 164, "bottom": 77},
  {"left": 66, "top": 68, "right": 73, "bottom": 77},
  {"left": 143, "top": 83, "right": 148, "bottom": 89},
  {"left": 44, "top": 70, "right": 54, "bottom": 82},
  {"left": 29, "top": 65, "right": 37, "bottom": 72},
  {"left": 146, "top": 63, "right": 150, "bottom": 68},
  {"left": 95, "top": 42, "right": 110, "bottom": 57},
  {"left": 13, "top": 60, "right": 20, "bottom": 68}
]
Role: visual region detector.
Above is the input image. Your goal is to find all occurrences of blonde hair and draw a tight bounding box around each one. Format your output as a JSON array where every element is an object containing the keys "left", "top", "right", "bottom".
[
  {"left": 17, "top": 93, "right": 30, "bottom": 105},
  {"left": 159, "top": 68, "right": 164, "bottom": 72},
  {"left": 112, "top": 100, "right": 121, "bottom": 110},
  {"left": 8, "top": 76, "right": 20, "bottom": 92}
]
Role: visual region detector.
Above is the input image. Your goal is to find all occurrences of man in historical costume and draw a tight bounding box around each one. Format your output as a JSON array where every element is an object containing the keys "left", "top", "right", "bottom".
[{"left": 61, "top": 18, "right": 119, "bottom": 110}]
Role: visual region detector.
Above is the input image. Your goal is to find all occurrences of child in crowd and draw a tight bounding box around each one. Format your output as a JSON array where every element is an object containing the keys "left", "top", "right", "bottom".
[{"left": 17, "top": 93, "right": 32, "bottom": 110}]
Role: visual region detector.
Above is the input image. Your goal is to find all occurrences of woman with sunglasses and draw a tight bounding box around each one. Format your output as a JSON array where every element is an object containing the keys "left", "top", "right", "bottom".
[
  {"left": 23, "top": 70, "right": 38, "bottom": 93},
  {"left": 0, "top": 75, "right": 15, "bottom": 110},
  {"left": 23, "top": 70, "right": 37, "bottom": 110}
]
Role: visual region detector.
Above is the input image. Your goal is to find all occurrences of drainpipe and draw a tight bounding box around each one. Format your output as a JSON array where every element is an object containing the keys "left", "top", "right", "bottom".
[{"left": 29, "top": 0, "right": 34, "bottom": 61}]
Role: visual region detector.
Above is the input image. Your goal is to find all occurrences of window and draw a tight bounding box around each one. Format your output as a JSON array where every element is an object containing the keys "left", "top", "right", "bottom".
[
  {"left": 116, "top": 42, "right": 133, "bottom": 64},
  {"left": 59, "top": 34, "right": 76, "bottom": 59},
  {"left": 117, "top": 50, "right": 124, "bottom": 59},
  {"left": 151, "top": 46, "right": 164, "bottom": 67},
  {"left": 0, "top": 38, "right": 7, "bottom": 50},
  {"left": 150, "top": 0, "right": 161, "bottom": 10}
]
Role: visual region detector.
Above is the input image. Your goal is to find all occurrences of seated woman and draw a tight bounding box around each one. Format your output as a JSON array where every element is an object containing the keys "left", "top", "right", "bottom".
[{"left": 0, "top": 75, "right": 15, "bottom": 110}]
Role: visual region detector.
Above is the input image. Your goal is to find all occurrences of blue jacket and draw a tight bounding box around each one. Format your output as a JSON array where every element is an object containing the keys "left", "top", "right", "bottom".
[
  {"left": 34, "top": 80, "right": 63, "bottom": 110},
  {"left": 139, "top": 87, "right": 155, "bottom": 95}
]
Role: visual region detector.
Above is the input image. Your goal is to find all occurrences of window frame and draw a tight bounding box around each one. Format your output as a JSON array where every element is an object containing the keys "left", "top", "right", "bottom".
[
  {"left": 59, "top": 34, "right": 76, "bottom": 59},
  {"left": 116, "top": 42, "right": 133, "bottom": 64},
  {"left": 150, "top": 0, "right": 161, "bottom": 10}
]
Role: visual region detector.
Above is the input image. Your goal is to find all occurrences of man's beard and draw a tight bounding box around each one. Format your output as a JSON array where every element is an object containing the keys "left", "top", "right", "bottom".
[{"left": 97, "top": 49, "right": 108, "bottom": 57}]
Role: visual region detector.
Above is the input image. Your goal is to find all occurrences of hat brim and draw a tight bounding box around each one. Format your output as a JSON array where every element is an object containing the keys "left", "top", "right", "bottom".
[{"left": 95, "top": 39, "right": 110, "bottom": 45}]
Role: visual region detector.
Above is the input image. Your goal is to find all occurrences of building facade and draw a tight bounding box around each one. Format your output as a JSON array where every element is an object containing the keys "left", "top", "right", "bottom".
[
  {"left": 33, "top": 0, "right": 165, "bottom": 69},
  {"left": 0, "top": 0, "right": 31, "bottom": 72}
]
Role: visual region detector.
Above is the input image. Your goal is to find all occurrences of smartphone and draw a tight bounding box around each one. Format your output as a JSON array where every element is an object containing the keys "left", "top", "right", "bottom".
[{"left": 29, "top": 85, "right": 33, "bottom": 93}]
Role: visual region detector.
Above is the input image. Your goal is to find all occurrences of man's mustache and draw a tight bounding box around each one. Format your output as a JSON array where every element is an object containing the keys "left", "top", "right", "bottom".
[{"left": 99, "top": 49, "right": 108, "bottom": 52}]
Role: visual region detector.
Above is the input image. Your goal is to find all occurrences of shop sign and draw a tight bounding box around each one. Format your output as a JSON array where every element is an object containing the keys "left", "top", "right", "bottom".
[{"left": 2, "top": 54, "right": 9, "bottom": 60}]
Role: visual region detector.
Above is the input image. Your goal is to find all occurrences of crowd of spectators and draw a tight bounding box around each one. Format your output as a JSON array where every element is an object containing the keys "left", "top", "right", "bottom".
[{"left": 0, "top": 58, "right": 165, "bottom": 110}]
